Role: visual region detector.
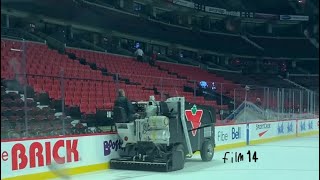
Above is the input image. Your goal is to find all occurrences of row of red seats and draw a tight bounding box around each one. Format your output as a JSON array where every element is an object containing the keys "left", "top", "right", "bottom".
[
  {"left": 157, "top": 62, "right": 240, "bottom": 95},
  {"left": 67, "top": 48, "right": 182, "bottom": 83},
  {"left": 67, "top": 48, "right": 191, "bottom": 100},
  {"left": 28, "top": 77, "right": 115, "bottom": 86},
  {"left": 1, "top": 40, "right": 128, "bottom": 113},
  {"left": 67, "top": 48, "right": 226, "bottom": 110}
]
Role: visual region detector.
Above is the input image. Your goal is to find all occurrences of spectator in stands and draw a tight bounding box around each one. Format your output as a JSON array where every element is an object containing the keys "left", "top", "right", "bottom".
[
  {"left": 211, "top": 82, "right": 217, "bottom": 91},
  {"left": 255, "top": 98, "right": 262, "bottom": 107},
  {"left": 179, "top": 53, "right": 183, "bottom": 60},
  {"left": 134, "top": 47, "right": 144, "bottom": 62},
  {"left": 149, "top": 51, "right": 157, "bottom": 66},
  {"left": 114, "top": 89, "right": 136, "bottom": 121}
]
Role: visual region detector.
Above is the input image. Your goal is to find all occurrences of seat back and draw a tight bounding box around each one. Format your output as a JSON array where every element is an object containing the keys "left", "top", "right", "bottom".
[
  {"left": 159, "top": 101, "right": 170, "bottom": 116},
  {"left": 113, "top": 106, "right": 128, "bottom": 123}
]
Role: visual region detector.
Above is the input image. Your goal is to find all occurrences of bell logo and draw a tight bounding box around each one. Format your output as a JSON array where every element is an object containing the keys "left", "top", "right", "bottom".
[
  {"left": 185, "top": 105, "right": 203, "bottom": 136},
  {"left": 11, "top": 139, "right": 79, "bottom": 170},
  {"left": 231, "top": 127, "right": 241, "bottom": 139}
]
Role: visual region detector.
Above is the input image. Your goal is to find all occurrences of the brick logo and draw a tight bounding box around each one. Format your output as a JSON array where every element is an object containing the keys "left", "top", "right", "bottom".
[{"left": 9, "top": 139, "right": 79, "bottom": 171}]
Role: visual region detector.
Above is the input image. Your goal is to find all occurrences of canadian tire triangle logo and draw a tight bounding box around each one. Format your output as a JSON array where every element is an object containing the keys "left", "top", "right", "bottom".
[{"left": 185, "top": 105, "right": 203, "bottom": 136}]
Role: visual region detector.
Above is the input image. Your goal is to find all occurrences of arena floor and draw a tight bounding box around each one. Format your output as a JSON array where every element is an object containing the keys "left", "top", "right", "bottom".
[{"left": 51, "top": 135, "right": 319, "bottom": 180}]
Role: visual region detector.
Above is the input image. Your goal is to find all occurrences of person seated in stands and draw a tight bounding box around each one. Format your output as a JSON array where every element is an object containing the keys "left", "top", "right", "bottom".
[
  {"left": 255, "top": 98, "right": 262, "bottom": 107},
  {"left": 134, "top": 47, "right": 144, "bottom": 62},
  {"left": 114, "top": 89, "right": 137, "bottom": 122},
  {"left": 149, "top": 51, "right": 157, "bottom": 66}
]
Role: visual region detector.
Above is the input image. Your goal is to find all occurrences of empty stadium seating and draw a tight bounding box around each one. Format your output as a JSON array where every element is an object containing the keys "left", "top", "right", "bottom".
[
  {"left": 154, "top": 61, "right": 302, "bottom": 111},
  {"left": 1, "top": 83, "right": 67, "bottom": 139},
  {"left": 66, "top": 48, "right": 216, "bottom": 107},
  {"left": 1, "top": 39, "right": 116, "bottom": 114},
  {"left": 156, "top": 61, "right": 240, "bottom": 106},
  {"left": 2, "top": 38, "right": 312, "bottom": 126},
  {"left": 2, "top": 39, "right": 206, "bottom": 115}
]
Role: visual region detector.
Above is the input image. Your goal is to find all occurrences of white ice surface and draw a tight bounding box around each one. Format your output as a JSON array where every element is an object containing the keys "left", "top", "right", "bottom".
[{"left": 52, "top": 135, "right": 319, "bottom": 180}]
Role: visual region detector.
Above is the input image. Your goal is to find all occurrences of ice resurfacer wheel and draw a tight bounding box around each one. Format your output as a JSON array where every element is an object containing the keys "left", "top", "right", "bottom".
[
  {"left": 200, "top": 139, "right": 214, "bottom": 161},
  {"left": 171, "top": 144, "right": 185, "bottom": 170}
]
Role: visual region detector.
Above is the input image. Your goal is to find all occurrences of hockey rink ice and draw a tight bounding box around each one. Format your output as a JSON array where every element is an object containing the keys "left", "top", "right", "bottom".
[{"left": 52, "top": 135, "right": 319, "bottom": 180}]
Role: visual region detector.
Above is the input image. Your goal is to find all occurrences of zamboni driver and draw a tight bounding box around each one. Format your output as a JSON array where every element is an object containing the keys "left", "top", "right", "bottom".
[{"left": 114, "top": 89, "right": 139, "bottom": 122}]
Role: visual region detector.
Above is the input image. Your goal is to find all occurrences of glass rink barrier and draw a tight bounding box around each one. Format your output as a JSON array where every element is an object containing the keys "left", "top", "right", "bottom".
[
  {"left": 223, "top": 85, "right": 319, "bottom": 124},
  {"left": 1, "top": 38, "right": 319, "bottom": 140}
]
